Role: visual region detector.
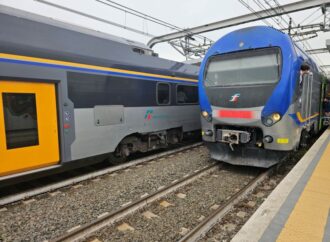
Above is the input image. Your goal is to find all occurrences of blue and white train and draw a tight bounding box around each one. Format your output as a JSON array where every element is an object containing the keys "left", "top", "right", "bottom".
[{"left": 199, "top": 26, "right": 328, "bottom": 168}]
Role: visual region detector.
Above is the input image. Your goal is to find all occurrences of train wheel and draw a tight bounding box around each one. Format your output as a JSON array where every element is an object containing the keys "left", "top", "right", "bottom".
[
  {"left": 108, "top": 144, "right": 129, "bottom": 164},
  {"left": 108, "top": 153, "right": 127, "bottom": 165}
]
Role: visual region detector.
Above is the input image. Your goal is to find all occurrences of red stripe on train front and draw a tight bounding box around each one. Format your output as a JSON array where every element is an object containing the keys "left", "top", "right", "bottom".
[{"left": 218, "top": 110, "right": 254, "bottom": 119}]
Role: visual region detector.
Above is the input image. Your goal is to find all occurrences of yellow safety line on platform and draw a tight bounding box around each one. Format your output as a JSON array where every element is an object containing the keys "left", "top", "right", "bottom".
[{"left": 277, "top": 139, "right": 330, "bottom": 242}]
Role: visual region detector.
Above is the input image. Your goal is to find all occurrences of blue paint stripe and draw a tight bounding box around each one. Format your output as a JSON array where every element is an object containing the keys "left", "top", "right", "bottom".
[{"left": 0, "top": 58, "right": 197, "bottom": 84}]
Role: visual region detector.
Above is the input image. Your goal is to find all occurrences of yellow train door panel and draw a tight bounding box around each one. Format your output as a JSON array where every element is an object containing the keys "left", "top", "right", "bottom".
[{"left": 0, "top": 81, "right": 59, "bottom": 176}]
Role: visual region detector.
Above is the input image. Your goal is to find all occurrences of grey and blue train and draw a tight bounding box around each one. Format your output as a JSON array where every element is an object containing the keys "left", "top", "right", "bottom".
[
  {"left": 199, "top": 26, "right": 328, "bottom": 168},
  {"left": 0, "top": 6, "right": 200, "bottom": 180}
]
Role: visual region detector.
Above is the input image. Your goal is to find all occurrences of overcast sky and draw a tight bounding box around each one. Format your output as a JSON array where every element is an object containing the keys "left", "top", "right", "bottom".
[{"left": 0, "top": 0, "right": 329, "bottom": 70}]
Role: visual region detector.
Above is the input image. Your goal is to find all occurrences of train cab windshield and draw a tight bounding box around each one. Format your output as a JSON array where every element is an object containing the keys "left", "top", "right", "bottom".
[{"left": 204, "top": 48, "right": 281, "bottom": 87}]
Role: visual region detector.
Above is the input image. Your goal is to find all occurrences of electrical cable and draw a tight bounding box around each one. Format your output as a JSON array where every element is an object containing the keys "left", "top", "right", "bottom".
[
  {"left": 34, "top": 0, "right": 155, "bottom": 37},
  {"left": 300, "top": 7, "right": 320, "bottom": 25},
  {"left": 96, "top": 0, "right": 213, "bottom": 43},
  {"left": 238, "top": 0, "right": 325, "bottom": 70}
]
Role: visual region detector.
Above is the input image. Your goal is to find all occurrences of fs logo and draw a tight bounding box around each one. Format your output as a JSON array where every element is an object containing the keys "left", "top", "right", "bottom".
[{"left": 229, "top": 93, "right": 240, "bottom": 102}]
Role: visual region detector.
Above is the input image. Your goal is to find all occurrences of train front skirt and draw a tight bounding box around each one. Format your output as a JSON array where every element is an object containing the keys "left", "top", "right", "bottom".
[{"left": 205, "top": 142, "right": 287, "bottom": 168}]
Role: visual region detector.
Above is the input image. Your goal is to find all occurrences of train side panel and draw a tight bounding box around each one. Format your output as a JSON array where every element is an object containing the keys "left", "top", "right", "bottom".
[
  {"left": 0, "top": 55, "right": 200, "bottom": 177},
  {"left": 71, "top": 106, "right": 199, "bottom": 160}
]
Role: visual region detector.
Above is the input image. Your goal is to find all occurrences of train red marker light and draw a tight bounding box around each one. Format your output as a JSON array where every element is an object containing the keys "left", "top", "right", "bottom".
[
  {"left": 218, "top": 110, "right": 254, "bottom": 119},
  {"left": 64, "top": 123, "right": 70, "bottom": 129}
]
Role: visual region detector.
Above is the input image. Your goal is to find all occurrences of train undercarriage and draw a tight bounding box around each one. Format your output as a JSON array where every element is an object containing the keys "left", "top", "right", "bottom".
[{"left": 110, "top": 128, "right": 189, "bottom": 162}]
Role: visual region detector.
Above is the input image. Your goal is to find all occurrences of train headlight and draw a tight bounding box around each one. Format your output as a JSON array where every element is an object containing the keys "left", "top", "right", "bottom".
[
  {"left": 272, "top": 113, "right": 281, "bottom": 122},
  {"left": 262, "top": 113, "right": 281, "bottom": 127},
  {"left": 201, "top": 111, "right": 212, "bottom": 122}
]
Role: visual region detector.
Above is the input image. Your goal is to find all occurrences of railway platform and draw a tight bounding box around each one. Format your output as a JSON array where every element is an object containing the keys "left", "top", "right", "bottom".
[{"left": 232, "top": 128, "right": 330, "bottom": 242}]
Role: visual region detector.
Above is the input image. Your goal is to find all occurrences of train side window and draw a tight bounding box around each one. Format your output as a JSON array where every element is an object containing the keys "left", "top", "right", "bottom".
[
  {"left": 176, "top": 85, "right": 198, "bottom": 104},
  {"left": 157, "top": 83, "right": 170, "bottom": 105},
  {"left": 2, "top": 93, "right": 39, "bottom": 149}
]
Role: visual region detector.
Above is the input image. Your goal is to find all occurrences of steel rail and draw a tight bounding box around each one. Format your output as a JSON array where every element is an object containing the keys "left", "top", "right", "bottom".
[
  {"left": 0, "top": 142, "right": 202, "bottom": 206},
  {"left": 178, "top": 168, "right": 273, "bottom": 242},
  {"left": 50, "top": 163, "right": 219, "bottom": 242}
]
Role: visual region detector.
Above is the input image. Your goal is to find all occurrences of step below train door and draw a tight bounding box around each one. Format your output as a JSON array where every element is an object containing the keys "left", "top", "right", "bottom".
[{"left": 0, "top": 80, "right": 60, "bottom": 176}]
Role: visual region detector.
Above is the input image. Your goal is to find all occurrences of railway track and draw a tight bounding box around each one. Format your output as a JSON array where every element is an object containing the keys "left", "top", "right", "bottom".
[
  {"left": 179, "top": 169, "right": 272, "bottom": 242},
  {"left": 50, "top": 164, "right": 219, "bottom": 242},
  {"left": 1, "top": 136, "right": 316, "bottom": 242},
  {"left": 0, "top": 142, "right": 202, "bottom": 206},
  {"left": 48, "top": 166, "right": 267, "bottom": 242}
]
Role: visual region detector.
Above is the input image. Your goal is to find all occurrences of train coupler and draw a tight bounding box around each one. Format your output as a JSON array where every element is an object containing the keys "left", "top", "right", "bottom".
[{"left": 216, "top": 129, "right": 251, "bottom": 145}]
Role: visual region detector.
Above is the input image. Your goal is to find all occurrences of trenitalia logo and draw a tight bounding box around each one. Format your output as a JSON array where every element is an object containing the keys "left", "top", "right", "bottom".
[
  {"left": 144, "top": 109, "right": 154, "bottom": 120},
  {"left": 229, "top": 93, "right": 240, "bottom": 102},
  {"left": 144, "top": 109, "right": 169, "bottom": 121}
]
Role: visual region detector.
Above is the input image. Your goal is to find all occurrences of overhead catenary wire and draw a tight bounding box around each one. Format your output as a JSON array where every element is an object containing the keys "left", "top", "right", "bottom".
[
  {"left": 238, "top": 0, "right": 273, "bottom": 26},
  {"left": 238, "top": 0, "right": 326, "bottom": 71},
  {"left": 35, "top": 0, "right": 212, "bottom": 59},
  {"left": 96, "top": 0, "right": 182, "bottom": 31},
  {"left": 262, "top": 0, "right": 290, "bottom": 28},
  {"left": 271, "top": 0, "right": 326, "bottom": 70},
  {"left": 267, "top": 0, "right": 326, "bottom": 69},
  {"left": 95, "top": 0, "right": 214, "bottom": 59},
  {"left": 34, "top": 0, "right": 328, "bottom": 65},
  {"left": 299, "top": 7, "right": 321, "bottom": 25},
  {"left": 34, "top": 0, "right": 155, "bottom": 37},
  {"left": 305, "top": 11, "right": 324, "bottom": 25},
  {"left": 95, "top": 0, "right": 213, "bottom": 43}
]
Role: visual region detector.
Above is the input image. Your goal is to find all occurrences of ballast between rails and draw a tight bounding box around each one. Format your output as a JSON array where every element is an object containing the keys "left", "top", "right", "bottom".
[
  {"left": 50, "top": 163, "right": 218, "bottom": 242},
  {"left": 0, "top": 142, "right": 202, "bottom": 206},
  {"left": 179, "top": 168, "right": 273, "bottom": 242}
]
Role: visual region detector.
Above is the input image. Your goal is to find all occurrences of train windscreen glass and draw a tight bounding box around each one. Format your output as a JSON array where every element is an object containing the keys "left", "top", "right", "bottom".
[
  {"left": 2, "top": 93, "right": 39, "bottom": 149},
  {"left": 204, "top": 48, "right": 281, "bottom": 87}
]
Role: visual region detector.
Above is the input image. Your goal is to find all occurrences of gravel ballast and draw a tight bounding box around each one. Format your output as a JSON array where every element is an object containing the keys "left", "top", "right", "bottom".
[
  {"left": 0, "top": 146, "right": 211, "bottom": 241},
  {"left": 200, "top": 144, "right": 313, "bottom": 242},
  {"left": 88, "top": 166, "right": 259, "bottom": 242}
]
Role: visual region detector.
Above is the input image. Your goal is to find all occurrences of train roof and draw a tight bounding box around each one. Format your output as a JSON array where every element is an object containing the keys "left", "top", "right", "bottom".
[
  {"left": 207, "top": 26, "right": 291, "bottom": 54},
  {"left": 0, "top": 5, "right": 150, "bottom": 51},
  {"left": 0, "top": 5, "right": 199, "bottom": 78},
  {"left": 204, "top": 26, "right": 320, "bottom": 72}
]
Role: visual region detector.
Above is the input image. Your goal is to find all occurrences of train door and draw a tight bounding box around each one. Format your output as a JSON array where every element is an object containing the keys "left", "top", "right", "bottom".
[
  {"left": 0, "top": 81, "right": 59, "bottom": 176},
  {"left": 321, "top": 80, "right": 330, "bottom": 127},
  {"left": 300, "top": 73, "right": 314, "bottom": 129}
]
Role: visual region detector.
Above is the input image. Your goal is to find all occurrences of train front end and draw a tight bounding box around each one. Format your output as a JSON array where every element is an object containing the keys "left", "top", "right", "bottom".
[{"left": 199, "top": 26, "right": 302, "bottom": 168}]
